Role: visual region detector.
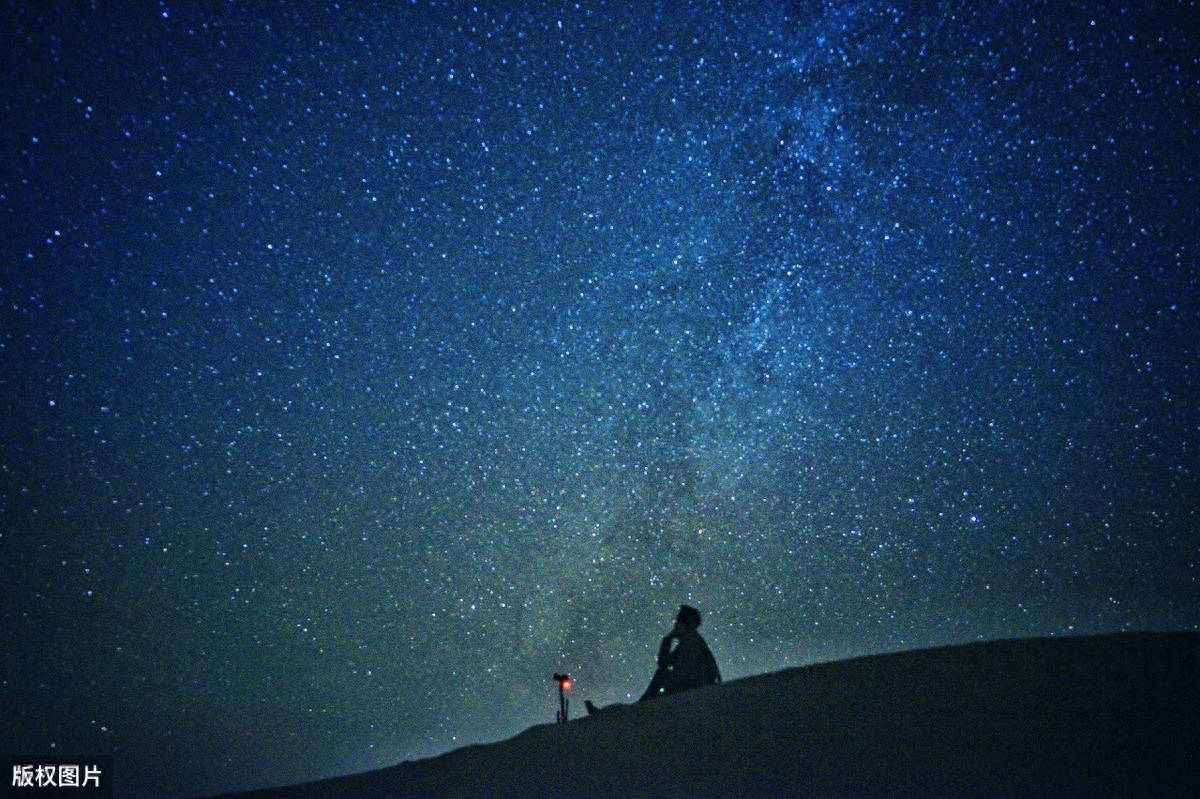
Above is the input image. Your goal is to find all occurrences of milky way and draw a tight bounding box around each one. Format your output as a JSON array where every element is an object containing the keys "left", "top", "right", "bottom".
[{"left": 2, "top": 3, "right": 1197, "bottom": 796}]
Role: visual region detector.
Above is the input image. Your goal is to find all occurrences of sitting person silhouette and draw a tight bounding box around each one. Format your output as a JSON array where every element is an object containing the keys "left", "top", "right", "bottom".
[{"left": 587, "top": 604, "right": 721, "bottom": 714}]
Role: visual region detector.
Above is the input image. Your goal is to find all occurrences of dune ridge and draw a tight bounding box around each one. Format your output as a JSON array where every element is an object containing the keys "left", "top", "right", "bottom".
[{"left": 211, "top": 631, "right": 1199, "bottom": 798}]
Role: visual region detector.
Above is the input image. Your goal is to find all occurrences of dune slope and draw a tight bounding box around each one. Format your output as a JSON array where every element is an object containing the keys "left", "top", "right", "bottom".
[{"left": 211, "top": 631, "right": 1199, "bottom": 798}]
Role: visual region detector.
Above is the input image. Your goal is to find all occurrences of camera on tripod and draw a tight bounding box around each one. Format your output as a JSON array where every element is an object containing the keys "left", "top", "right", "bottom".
[{"left": 553, "top": 673, "right": 571, "bottom": 722}]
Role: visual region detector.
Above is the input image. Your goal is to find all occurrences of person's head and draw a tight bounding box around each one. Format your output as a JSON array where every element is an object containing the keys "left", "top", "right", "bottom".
[{"left": 675, "top": 604, "right": 702, "bottom": 630}]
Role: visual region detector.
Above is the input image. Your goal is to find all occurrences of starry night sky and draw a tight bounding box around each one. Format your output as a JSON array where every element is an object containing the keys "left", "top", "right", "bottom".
[{"left": 2, "top": 2, "right": 1197, "bottom": 796}]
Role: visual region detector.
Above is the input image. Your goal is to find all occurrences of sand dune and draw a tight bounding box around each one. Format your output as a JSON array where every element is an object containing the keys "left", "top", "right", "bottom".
[{"left": 211, "top": 631, "right": 1199, "bottom": 798}]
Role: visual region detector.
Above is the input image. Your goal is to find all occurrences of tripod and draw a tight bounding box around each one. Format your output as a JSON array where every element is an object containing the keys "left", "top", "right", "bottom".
[{"left": 553, "top": 673, "right": 571, "bottom": 722}]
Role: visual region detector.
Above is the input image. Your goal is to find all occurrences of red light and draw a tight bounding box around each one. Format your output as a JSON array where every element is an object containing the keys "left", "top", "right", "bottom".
[{"left": 561, "top": 678, "right": 571, "bottom": 691}]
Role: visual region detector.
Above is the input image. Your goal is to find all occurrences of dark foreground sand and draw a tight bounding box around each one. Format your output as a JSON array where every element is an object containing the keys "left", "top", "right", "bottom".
[{"left": 212, "top": 631, "right": 1198, "bottom": 798}]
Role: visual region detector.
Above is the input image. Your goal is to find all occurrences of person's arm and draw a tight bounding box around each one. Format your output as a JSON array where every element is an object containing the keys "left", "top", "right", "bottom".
[{"left": 657, "top": 632, "right": 678, "bottom": 668}]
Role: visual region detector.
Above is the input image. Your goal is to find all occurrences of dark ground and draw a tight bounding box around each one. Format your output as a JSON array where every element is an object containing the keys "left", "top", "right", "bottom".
[{"left": 209, "top": 631, "right": 1199, "bottom": 798}]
